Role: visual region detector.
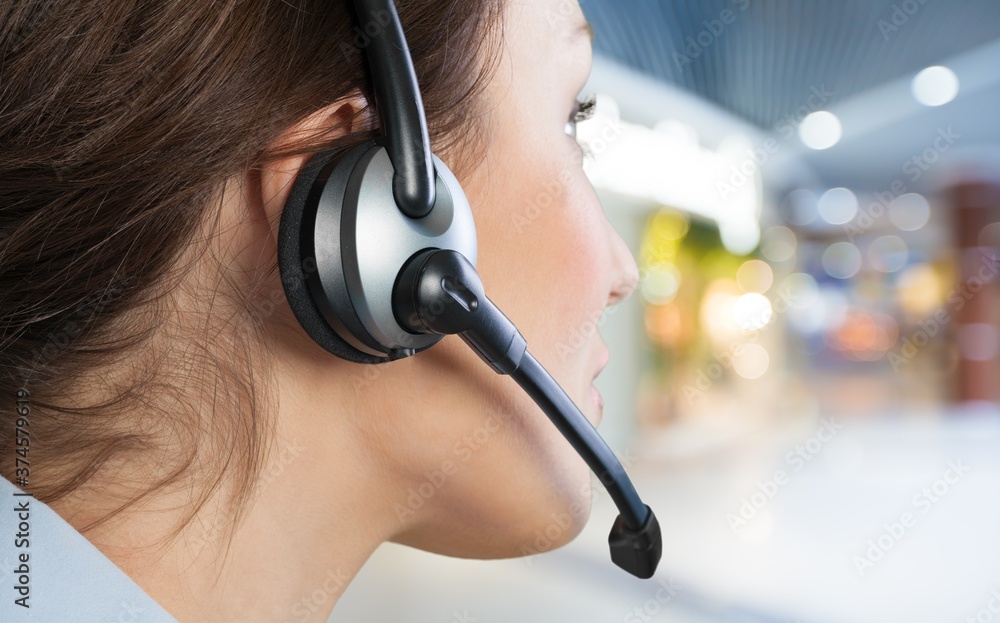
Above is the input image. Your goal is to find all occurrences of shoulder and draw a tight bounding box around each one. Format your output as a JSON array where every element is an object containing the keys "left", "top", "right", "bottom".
[{"left": 0, "top": 477, "right": 178, "bottom": 623}]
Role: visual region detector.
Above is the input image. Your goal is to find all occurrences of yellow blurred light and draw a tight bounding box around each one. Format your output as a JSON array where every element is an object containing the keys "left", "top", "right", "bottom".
[
  {"left": 640, "top": 211, "right": 687, "bottom": 267},
  {"left": 896, "top": 264, "right": 943, "bottom": 315},
  {"left": 700, "top": 279, "right": 742, "bottom": 343},
  {"left": 650, "top": 209, "right": 690, "bottom": 242}
]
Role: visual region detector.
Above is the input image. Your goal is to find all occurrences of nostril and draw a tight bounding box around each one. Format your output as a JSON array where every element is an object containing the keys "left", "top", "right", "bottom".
[
  {"left": 606, "top": 227, "right": 640, "bottom": 306},
  {"left": 608, "top": 267, "right": 640, "bottom": 307},
  {"left": 623, "top": 268, "right": 640, "bottom": 296}
]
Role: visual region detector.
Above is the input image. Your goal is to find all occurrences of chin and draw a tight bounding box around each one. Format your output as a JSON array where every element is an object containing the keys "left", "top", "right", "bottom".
[
  {"left": 390, "top": 464, "right": 595, "bottom": 561},
  {"left": 389, "top": 372, "right": 600, "bottom": 561},
  {"left": 514, "top": 479, "right": 595, "bottom": 558}
]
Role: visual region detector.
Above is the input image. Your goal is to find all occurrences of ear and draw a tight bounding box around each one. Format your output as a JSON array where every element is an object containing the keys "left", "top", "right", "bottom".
[{"left": 256, "top": 91, "right": 372, "bottom": 244}]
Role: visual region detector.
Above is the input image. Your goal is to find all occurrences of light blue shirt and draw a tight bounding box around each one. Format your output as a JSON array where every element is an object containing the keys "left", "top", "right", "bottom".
[{"left": 0, "top": 476, "right": 177, "bottom": 622}]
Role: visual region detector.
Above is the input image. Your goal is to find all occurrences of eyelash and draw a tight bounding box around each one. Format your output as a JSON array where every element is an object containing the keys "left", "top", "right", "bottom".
[{"left": 565, "top": 94, "right": 597, "bottom": 142}]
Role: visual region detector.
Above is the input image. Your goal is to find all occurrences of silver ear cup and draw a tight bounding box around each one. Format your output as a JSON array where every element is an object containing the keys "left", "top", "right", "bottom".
[
  {"left": 304, "top": 140, "right": 478, "bottom": 359},
  {"left": 279, "top": 143, "right": 388, "bottom": 365}
]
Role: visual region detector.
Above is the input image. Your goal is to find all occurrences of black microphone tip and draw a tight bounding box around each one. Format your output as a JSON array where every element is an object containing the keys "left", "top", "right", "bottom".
[{"left": 608, "top": 505, "right": 662, "bottom": 579}]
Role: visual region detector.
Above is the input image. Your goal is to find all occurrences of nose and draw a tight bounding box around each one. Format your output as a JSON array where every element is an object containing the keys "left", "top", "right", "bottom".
[{"left": 606, "top": 225, "right": 639, "bottom": 307}]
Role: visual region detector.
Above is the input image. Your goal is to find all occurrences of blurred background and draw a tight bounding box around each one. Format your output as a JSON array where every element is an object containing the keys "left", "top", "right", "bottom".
[{"left": 331, "top": 1, "right": 1000, "bottom": 621}]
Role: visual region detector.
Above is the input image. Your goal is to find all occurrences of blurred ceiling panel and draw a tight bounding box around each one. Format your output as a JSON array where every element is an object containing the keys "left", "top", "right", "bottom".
[{"left": 581, "top": 0, "right": 1000, "bottom": 130}]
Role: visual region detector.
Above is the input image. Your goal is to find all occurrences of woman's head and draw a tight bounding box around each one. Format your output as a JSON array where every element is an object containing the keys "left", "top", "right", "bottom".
[
  {"left": 373, "top": 0, "right": 639, "bottom": 557},
  {"left": 0, "top": 0, "right": 636, "bottom": 580}
]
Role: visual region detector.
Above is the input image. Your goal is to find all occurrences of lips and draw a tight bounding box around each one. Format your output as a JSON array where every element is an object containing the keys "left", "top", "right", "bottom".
[{"left": 590, "top": 384, "right": 604, "bottom": 412}]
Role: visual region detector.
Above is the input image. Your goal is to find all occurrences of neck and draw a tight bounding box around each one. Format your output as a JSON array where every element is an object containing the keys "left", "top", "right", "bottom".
[{"left": 53, "top": 361, "right": 408, "bottom": 623}]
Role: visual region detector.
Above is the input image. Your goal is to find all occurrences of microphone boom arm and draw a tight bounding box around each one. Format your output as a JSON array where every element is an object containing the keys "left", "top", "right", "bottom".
[{"left": 393, "top": 248, "right": 663, "bottom": 579}]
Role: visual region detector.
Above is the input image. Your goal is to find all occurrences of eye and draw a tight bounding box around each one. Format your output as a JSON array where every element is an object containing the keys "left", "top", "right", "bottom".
[{"left": 564, "top": 94, "right": 597, "bottom": 140}]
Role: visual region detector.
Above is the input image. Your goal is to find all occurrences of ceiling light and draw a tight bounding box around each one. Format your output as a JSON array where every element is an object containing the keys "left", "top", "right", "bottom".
[
  {"left": 798, "top": 111, "right": 842, "bottom": 150},
  {"left": 912, "top": 65, "right": 959, "bottom": 107}
]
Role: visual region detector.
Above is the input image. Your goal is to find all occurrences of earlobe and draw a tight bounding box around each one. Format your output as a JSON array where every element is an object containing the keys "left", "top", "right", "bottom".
[{"left": 258, "top": 92, "right": 371, "bottom": 242}]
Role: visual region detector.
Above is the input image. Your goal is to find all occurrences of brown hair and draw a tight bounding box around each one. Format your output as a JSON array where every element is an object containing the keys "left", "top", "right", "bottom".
[{"left": 0, "top": 0, "right": 503, "bottom": 543}]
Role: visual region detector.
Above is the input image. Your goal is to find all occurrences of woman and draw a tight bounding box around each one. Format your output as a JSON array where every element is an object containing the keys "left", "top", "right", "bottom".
[{"left": 0, "top": 0, "right": 638, "bottom": 620}]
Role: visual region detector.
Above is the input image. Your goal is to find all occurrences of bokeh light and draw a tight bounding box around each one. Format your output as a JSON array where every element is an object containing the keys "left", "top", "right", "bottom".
[
  {"left": 911, "top": 65, "right": 960, "bottom": 107},
  {"left": 822, "top": 242, "right": 863, "bottom": 279},
  {"left": 761, "top": 226, "right": 797, "bottom": 263},
  {"left": 645, "top": 303, "right": 684, "bottom": 348},
  {"left": 641, "top": 263, "right": 682, "bottom": 305},
  {"left": 733, "top": 293, "right": 773, "bottom": 331},
  {"left": 888, "top": 193, "right": 931, "bottom": 231},
  {"left": 733, "top": 343, "right": 770, "bottom": 379},
  {"left": 798, "top": 111, "right": 842, "bottom": 150},
  {"left": 868, "top": 235, "right": 909, "bottom": 273},
  {"left": 829, "top": 313, "right": 899, "bottom": 361},
  {"left": 896, "top": 264, "right": 944, "bottom": 315},
  {"left": 978, "top": 222, "right": 1000, "bottom": 247},
  {"left": 957, "top": 324, "right": 999, "bottom": 361},
  {"left": 780, "top": 272, "right": 820, "bottom": 310},
  {"left": 650, "top": 209, "right": 691, "bottom": 242},
  {"left": 817, "top": 187, "right": 859, "bottom": 225},
  {"left": 701, "top": 279, "right": 743, "bottom": 343},
  {"left": 736, "top": 260, "right": 774, "bottom": 293},
  {"left": 788, "top": 285, "right": 848, "bottom": 334}
]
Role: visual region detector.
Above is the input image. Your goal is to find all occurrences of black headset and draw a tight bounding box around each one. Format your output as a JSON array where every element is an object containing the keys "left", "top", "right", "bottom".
[{"left": 276, "top": 0, "right": 661, "bottom": 579}]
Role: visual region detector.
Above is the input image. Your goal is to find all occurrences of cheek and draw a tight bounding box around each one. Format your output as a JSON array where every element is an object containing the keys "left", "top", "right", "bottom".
[
  {"left": 484, "top": 162, "right": 604, "bottom": 302},
  {"left": 457, "top": 104, "right": 612, "bottom": 392},
  {"left": 546, "top": 189, "right": 607, "bottom": 334}
]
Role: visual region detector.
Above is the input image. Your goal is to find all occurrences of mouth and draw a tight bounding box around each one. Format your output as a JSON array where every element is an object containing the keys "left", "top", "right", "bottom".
[{"left": 590, "top": 384, "right": 604, "bottom": 413}]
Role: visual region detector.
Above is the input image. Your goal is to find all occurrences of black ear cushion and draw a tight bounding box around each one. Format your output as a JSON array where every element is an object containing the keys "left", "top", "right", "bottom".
[{"left": 277, "top": 145, "right": 389, "bottom": 365}]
